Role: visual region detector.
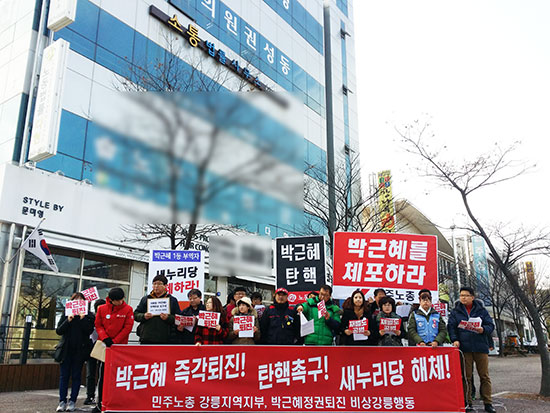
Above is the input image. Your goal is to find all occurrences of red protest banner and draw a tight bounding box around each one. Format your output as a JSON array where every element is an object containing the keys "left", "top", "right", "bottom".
[
  {"left": 102, "top": 345, "right": 464, "bottom": 412},
  {"left": 333, "top": 232, "right": 438, "bottom": 303}
]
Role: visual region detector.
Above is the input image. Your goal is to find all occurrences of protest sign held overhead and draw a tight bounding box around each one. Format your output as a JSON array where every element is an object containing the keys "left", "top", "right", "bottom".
[
  {"left": 333, "top": 232, "right": 438, "bottom": 303},
  {"left": 276, "top": 235, "right": 326, "bottom": 305},
  {"left": 148, "top": 250, "right": 204, "bottom": 306}
]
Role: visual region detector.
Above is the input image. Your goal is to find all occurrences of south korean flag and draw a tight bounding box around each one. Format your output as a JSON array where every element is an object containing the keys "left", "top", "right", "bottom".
[{"left": 22, "top": 227, "right": 59, "bottom": 273}]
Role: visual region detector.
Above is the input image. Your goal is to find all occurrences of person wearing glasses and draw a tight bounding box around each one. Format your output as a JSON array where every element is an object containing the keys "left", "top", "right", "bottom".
[
  {"left": 448, "top": 286, "right": 496, "bottom": 413},
  {"left": 134, "top": 274, "right": 181, "bottom": 344}
]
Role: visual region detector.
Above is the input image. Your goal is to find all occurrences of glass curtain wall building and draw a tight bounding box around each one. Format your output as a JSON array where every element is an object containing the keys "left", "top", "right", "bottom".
[{"left": 0, "top": 0, "right": 359, "bottom": 361}]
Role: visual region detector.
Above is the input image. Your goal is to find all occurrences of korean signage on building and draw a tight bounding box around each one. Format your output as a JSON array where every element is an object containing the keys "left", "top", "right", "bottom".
[
  {"left": 275, "top": 236, "right": 326, "bottom": 304},
  {"left": 377, "top": 170, "right": 395, "bottom": 233},
  {"left": 333, "top": 232, "right": 438, "bottom": 303},
  {"left": 148, "top": 250, "right": 205, "bottom": 304},
  {"left": 102, "top": 345, "right": 464, "bottom": 412}
]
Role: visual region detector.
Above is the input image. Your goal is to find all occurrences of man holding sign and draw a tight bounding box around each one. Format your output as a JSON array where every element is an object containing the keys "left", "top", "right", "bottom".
[
  {"left": 296, "top": 285, "right": 341, "bottom": 346},
  {"left": 134, "top": 274, "right": 181, "bottom": 344},
  {"left": 448, "top": 287, "right": 496, "bottom": 413}
]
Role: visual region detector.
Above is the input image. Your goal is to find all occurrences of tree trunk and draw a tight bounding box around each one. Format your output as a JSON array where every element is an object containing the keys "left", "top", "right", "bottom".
[{"left": 461, "top": 192, "right": 550, "bottom": 396}]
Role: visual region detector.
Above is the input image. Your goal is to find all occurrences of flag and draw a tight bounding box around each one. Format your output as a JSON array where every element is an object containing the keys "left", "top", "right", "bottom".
[{"left": 22, "top": 227, "right": 58, "bottom": 272}]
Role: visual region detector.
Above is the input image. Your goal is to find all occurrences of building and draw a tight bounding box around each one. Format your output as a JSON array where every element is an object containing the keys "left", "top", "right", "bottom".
[{"left": 0, "top": 0, "right": 360, "bottom": 362}]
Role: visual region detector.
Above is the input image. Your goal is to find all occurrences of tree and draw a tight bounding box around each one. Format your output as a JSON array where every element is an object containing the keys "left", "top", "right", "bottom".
[
  {"left": 110, "top": 33, "right": 300, "bottom": 249},
  {"left": 301, "top": 154, "right": 407, "bottom": 255},
  {"left": 397, "top": 120, "right": 550, "bottom": 396}
]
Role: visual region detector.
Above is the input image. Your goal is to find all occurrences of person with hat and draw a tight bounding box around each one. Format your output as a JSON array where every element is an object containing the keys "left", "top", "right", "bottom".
[
  {"left": 260, "top": 288, "right": 299, "bottom": 345},
  {"left": 134, "top": 274, "right": 181, "bottom": 344},
  {"left": 92, "top": 288, "right": 133, "bottom": 413},
  {"left": 227, "top": 296, "right": 261, "bottom": 344}
]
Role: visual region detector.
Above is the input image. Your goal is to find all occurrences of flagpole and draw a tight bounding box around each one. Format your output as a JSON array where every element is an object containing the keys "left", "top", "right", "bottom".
[{"left": 6, "top": 218, "right": 46, "bottom": 264}]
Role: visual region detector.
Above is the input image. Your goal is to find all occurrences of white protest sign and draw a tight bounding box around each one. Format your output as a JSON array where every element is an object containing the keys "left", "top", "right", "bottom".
[
  {"left": 458, "top": 317, "right": 482, "bottom": 332},
  {"left": 65, "top": 300, "right": 88, "bottom": 316},
  {"left": 148, "top": 250, "right": 205, "bottom": 304},
  {"left": 175, "top": 315, "right": 195, "bottom": 332},
  {"left": 198, "top": 311, "right": 220, "bottom": 328},
  {"left": 433, "top": 302, "right": 448, "bottom": 318},
  {"left": 234, "top": 315, "right": 254, "bottom": 338},
  {"left": 81, "top": 286, "right": 100, "bottom": 302},
  {"left": 300, "top": 312, "right": 314, "bottom": 337},
  {"left": 147, "top": 298, "right": 170, "bottom": 315},
  {"left": 396, "top": 304, "right": 412, "bottom": 318}
]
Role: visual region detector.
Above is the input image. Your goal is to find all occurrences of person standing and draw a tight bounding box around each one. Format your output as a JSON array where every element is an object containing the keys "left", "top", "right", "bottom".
[
  {"left": 260, "top": 288, "right": 299, "bottom": 345},
  {"left": 448, "top": 286, "right": 496, "bottom": 413},
  {"left": 297, "top": 284, "right": 341, "bottom": 346},
  {"left": 175, "top": 289, "right": 205, "bottom": 344},
  {"left": 194, "top": 296, "right": 227, "bottom": 345},
  {"left": 375, "top": 296, "right": 406, "bottom": 346},
  {"left": 228, "top": 296, "right": 261, "bottom": 344},
  {"left": 225, "top": 287, "right": 247, "bottom": 324},
  {"left": 134, "top": 274, "right": 180, "bottom": 344},
  {"left": 92, "top": 288, "right": 134, "bottom": 413},
  {"left": 340, "top": 289, "right": 376, "bottom": 346},
  {"left": 84, "top": 298, "right": 106, "bottom": 406},
  {"left": 55, "top": 292, "right": 95, "bottom": 412},
  {"left": 408, "top": 290, "right": 448, "bottom": 347}
]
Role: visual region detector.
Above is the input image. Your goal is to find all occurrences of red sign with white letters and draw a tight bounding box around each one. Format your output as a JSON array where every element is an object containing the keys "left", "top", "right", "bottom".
[
  {"left": 333, "top": 232, "right": 438, "bottom": 303},
  {"left": 102, "top": 345, "right": 463, "bottom": 412}
]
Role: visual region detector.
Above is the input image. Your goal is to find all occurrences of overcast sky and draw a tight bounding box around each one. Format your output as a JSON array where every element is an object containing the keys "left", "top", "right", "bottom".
[{"left": 354, "top": 0, "right": 550, "bottom": 236}]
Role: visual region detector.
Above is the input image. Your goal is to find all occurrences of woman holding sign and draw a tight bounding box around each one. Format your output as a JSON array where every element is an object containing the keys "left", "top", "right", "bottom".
[
  {"left": 194, "top": 296, "right": 228, "bottom": 345},
  {"left": 340, "top": 290, "right": 376, "bottom": 346},
  {"left": 376, "top": 296, "right": 406, "bottom": 346},
  {"left": 228, "top": 296, "right": 261, "bottom": 344},
  {"left": 55, "top": 292, "right": 95, "bottom": 412}
]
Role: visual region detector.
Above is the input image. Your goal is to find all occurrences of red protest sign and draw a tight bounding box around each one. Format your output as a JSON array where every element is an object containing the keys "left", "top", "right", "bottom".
[
  {"left": 432, "top": 302, "right": 448, "bottom": 318},
  {"left": 81, "top": 286, "right": 99, "bottom": 302},
  {"left": 198, "top": 311, "right": 220, "bottom": 328},
  {"left": 458, "top": 318, "right": 482, "bottom": 332},
  {"left": 333, "top": 232, "right": 438, "bottom": 303},
  {"left": 317, "top": 300, "right": 327, "bottom": 318},
  {"left": 380, "top": 318, "right": 401, "bottom": 334},
  {"left": 103, "top": 345, "right": 464, "bottom": 412},
  {"left": 349, "top": 319, "right": 368, "bottom": 334}
]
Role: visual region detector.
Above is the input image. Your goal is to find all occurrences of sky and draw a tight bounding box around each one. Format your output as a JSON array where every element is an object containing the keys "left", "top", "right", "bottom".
[{"left": 353, "top": 0, "right": 550, "bottom": 237}]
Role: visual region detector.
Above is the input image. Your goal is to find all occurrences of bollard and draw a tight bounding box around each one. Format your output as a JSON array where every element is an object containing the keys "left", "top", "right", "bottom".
[{"left": 20, "top": 315, "right": 32, "bottom": 365}]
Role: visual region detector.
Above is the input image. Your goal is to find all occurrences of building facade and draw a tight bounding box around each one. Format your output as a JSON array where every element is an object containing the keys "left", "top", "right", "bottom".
[{"left": 0, "top": 0, "right": 360, "bottom": 361}]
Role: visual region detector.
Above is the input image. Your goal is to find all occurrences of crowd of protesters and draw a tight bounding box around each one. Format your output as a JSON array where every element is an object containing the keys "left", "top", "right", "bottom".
[{"left": 54, "top": 275, "right": 496, "bottom": 413}]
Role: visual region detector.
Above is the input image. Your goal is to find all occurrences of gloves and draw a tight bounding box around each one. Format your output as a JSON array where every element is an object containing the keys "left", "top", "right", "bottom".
[{"left": 103, "top": 337, "right": 114, "bottom": 347}]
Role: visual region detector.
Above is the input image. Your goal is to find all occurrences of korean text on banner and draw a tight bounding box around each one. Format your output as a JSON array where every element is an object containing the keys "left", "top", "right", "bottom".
[
  {"left": 102, "top": 345, "right": 464, "bottom": 412},
  {"left": 333, "top": 232, "right": 438, "bottom": 303},
  {"left": 198, "top": 311, "right": 220, "bottom": 328},
  {"left": 148, "top": 250, "right": 204, "bottom": 304},
  {"left": 65, "top": 300, "right": 88, "bottom": 316},
  {"left": 275, "top": 236, "right": 326, "bottom": 305},
  {"left": 234, "top": 316, "right": 255, "bottom": 338},
  {"left": 81, "top": 286, "right": 100, "bottom": 302},
  {"left": 458, "top": 317, "right": 482, "bottom": 332},
  {"left": 380, "top": 318, "right": 401, "bottom": 335}
]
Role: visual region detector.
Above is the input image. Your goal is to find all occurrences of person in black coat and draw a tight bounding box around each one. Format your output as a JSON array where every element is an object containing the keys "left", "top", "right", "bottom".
[
  {"left": 260, "top": 288, "right": 299, "bottom": 345},
  {"left": 55, "top": 292, "right": 95, "bottom": 412},
  {"left": 340, "top": 289, "right": 377, "bottom": 345},
  {"left": 175, "top": 289, "right": 205, "bottom": 344}
]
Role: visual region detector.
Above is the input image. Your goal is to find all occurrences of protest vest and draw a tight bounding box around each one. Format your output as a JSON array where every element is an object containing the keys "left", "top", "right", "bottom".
[{"left": 414, "top": 312, "right": 440, "bottom": 344}]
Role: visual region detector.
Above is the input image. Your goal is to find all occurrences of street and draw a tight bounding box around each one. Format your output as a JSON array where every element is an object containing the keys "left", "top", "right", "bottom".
[{"left": 0, "top": 355, "right": 548, "bottom": 412}]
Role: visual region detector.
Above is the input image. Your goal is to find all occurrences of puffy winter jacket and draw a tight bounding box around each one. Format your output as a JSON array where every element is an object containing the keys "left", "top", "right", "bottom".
[
  {"left": 408, "top": 307, "right": 448, "bottom": 345},
  {"left": 95, "top": 298, "right": 134, "bottom": 344},
  {"left": 55, "top": 313, "right": 95, "bottom": 363},
  {"left": 300, "top": 297, "right": 341, "bottom": 346},
  {"left": 134, "top": 292, "right": 181, "bottom": 344},
  {"left": 448, "top": 299, "right": 494, "bottom": 353},
  {"left": 340, "top": 309, "right": 377, "bottom": 346},
  {"left": 260, "top": 301, "right": 299, "bottom": 345}
]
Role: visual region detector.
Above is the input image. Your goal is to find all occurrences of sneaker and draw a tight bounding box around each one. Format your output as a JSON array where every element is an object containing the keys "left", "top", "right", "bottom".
[
  {"left": 84, "top": 397, "right": 95, "bottom": 405},
  {"left": 66, "top": 401, "right": 76, "bottom": 412},
  {"left": 56, "top": 401, "right": 67, "bottom": 412},
  {"left": 91, "top": 405, "right": 102, "bottom": 413},
  {"left": 465, "top": 404, "right": 474, "bottom": 412},
  {"left": 484, "top": 404, "right": 497, "bottom": 413}
]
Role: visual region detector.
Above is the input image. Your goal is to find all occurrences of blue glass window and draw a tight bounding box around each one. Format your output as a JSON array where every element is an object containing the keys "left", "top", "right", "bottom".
[
  {"left": 97, "top": 11, "right": 134, "bottom": 60},
  {"left": 57, "top": 110, "right": 87, "bottom": 160},
  {"left": 37, "top": 154, "right": 83, "bottom": 180}
]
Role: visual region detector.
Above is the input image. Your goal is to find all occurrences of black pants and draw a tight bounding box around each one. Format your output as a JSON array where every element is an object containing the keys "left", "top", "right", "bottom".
[
  {"left": 86, "top": 357, "right": 98, "bottom": 398},
  {"left": 96, "top": 362, "right": 105, "bottom": 410}
]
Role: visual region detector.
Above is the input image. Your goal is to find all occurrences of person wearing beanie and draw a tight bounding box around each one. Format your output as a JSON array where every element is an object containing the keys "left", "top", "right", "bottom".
[
  {"left": 227, "top": 296, "right": 261, "bottom": 345},
  {"left": 93, "top": 288, "right": 133, "bottom": 413},
  {"left": 134, "top": 274, "right": 181, "bottom": 344}
]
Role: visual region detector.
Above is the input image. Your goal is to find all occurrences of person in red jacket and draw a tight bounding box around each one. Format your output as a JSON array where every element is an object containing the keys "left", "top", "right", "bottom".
[{"left": 92, "top": 288, "right": 133, "bottom": 413}]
